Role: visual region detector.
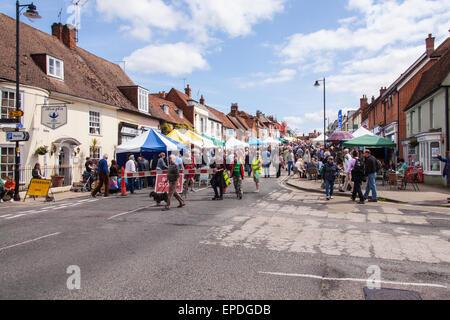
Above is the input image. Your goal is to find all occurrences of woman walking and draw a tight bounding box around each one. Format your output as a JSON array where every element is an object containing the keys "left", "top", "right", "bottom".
[{"left": 321, "top": 156, "right": 338, "bottom": 200}]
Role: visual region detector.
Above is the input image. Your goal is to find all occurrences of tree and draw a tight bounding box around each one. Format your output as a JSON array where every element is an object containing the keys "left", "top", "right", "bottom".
[{"left": 161, "top": 122, "right": 173, "bottom": 135}]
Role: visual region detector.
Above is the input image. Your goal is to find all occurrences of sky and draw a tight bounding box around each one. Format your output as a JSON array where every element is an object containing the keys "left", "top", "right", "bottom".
[{"left": 1, "top": 0, "right": 449, "bottom": 135}]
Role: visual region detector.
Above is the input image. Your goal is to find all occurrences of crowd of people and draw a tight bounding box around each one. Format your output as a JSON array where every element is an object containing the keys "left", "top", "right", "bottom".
[{"left": 2, "top": 141, "right": 449, "bottom": 205}]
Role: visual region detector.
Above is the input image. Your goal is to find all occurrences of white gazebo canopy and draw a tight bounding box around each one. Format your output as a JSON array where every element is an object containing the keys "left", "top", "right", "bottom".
[
  {"left": 312, "top": 133, "right": 328, "bottom": 144},
  {"left": 352, "top": 126, "right": 375, "bottom": 138},
  {"left": 226, "top": 137, "right": 249, "bottom": 149}
]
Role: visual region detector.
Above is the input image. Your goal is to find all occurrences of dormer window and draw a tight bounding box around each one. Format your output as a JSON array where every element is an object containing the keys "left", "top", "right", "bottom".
[
  {"left": 160, "top": 105, "right": 169, "bottom": 115},
  {"left": 138, "top": 88, "right": 149, "bottom": 112},
  {"left": 47, "top": 56, "right": 64, "bottom": 80},
  {"left": 177, "top": 110, "right": 183, "bottom": 118}
]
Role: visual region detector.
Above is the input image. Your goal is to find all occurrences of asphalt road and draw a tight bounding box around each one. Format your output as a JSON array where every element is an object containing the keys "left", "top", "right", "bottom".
[{"left": 1, "top": 173, "right": 450, "bottom": 300}]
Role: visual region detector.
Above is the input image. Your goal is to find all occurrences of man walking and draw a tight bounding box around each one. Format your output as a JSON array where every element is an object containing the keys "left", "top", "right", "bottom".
[
  {"left": 163, "top": 154, "right": 185, "bottom": 211},
  {"left": 322, "top": 156, "right": 338, "bottom": 200},
  {"left": 363, "top": 149, "right": 378, "bottom": 202},
  {"left": 231, "top": 153, "right": 245, "bottom": 199},
  {"left": 252, "top": 152, "right": 263, "bottom": 193},
  {"left": 92, "top": 154, "right": 109, "bottom": 198},
  {"left": 286, "top": 148, "right": 294, "bottom": 176},
  {"left": 349, "top": 150, "right": 365, "bottom": 204},
  {"left": 125, "top": 155, "right": 137, "bottom": 194}
]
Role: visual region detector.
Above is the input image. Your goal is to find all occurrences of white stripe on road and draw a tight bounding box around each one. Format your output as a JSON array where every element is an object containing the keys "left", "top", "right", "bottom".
[
  {"left": 259, "top": 272, "right": 448, "bottom": 289},
  {"left": 4, "top": 214, "right": 26, "bottom": 220},
  {"left": 0, "top": 232, "right": 61, "bottom": 252},
  {"left": 0, "top": 214, "right": 13, "bottom": 218},
  {"left": 108, "top": 206, "right": 150, "bottom": 220}
]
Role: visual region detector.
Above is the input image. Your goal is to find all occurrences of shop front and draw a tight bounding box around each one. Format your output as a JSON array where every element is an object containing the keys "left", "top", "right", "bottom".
[
  {"left": 417, "top": 132, "right": 444, "bottom": 185},
  {"left": 384, "top": 122, "right": 398, "bottom": 144}
]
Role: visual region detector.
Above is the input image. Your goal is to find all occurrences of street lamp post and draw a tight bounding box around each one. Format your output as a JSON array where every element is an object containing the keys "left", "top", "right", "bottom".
[
  {"left": 14, "top": 1, "right": 41, "bottom": 201},
  {"left": 314, "top": 78, "right": 326, "bottom": 146}
]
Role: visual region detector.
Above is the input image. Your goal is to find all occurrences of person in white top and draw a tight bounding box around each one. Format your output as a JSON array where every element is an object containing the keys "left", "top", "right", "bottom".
[
  {"left": 125, "top": 155, "right": 137, "bottom": 194},
  {"left": 340, "top": 149, "right": 353, "bottom": 192}
]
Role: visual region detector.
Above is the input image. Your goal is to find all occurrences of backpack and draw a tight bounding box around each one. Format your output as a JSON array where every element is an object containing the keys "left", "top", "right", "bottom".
[{"left": 353, "top": 159, "right": 364, "bottom": 175}]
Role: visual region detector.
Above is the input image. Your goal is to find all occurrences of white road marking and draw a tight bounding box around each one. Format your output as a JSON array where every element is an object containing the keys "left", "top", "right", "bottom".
[
  {"left": 0, "top": 214, "right": 12, "bottom": 218},
  {"left": 4, "top": 214, "right": 26, "bottom": 220},
  {"left": 107, "top": 206, "right": 150, "bottom": 220},
  {"left": 259, "top": 272, "right": 448, "bottom": 289},
  {"left": 0, "top": 232, "right": 61, "bottom": 252}
]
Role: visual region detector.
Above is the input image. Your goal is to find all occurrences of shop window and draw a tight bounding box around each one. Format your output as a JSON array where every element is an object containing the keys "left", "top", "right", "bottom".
[{"left": 430, "top": 142, "right": 441, "bottom": 172}]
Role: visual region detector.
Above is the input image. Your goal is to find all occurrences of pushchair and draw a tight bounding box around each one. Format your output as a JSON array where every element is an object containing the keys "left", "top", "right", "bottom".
[{"left": 81, "top": 170, "right": 97, "bottom": 192}]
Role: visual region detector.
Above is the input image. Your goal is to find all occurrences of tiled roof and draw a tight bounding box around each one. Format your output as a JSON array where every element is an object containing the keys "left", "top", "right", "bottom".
[
  {"left": 148, "top": 94, "right": 193, "bottom": 127},
  {"left": 405, "top": 45, "right": 450, "bottom": 111},
  {"left": 431, "top": 38, "right": 450, "bottom": 58},
  {"left": 0, "top": 13, "right": 136, "bottom": 110},
  {"left": 227, "top": 115, "right": 246, "bottom": 131},
  {"left": 206, "top": 106, "right": 236, "bottom": 129}
]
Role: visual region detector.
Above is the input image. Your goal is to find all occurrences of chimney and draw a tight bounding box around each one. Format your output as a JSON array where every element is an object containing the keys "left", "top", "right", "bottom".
[
  {"left": 380, "top": 87, "right": 387, "bottom": 96},
  {"left": 200, "top": 95, "right": 205, "bottom": 105},
  {"left": 426, "top": 33, "right": 435, "bottom": 57},
  {"left": 360, "top": 95, "right": 368, "bottom": 109},
  {"left": 62, "top": 24, "right": 77, "bottom": 49},
  {"left": 371, "top": 96, "right": 375, "bottom": 104},
  {"left": 159, "top": 91, "right": 166, "bottom": 99},
  {"left": 51, "top": 23, "right": 63, "bottom": 41},
  {"left": 185, "top": 84, "right": 191, "bottom": 98},
  {"left": 231, "top": 103, "right": 239, "bottom": 115}
]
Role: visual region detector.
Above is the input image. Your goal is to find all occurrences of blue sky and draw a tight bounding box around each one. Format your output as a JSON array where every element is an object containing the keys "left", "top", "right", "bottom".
[{"left": 1, "top": 0, "right": 449, "bottom": 135}]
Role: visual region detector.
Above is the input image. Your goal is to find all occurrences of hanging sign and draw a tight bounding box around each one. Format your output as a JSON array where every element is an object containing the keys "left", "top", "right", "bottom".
[{"left": 41, "top": 105, "right": 67, "bottom": 130}]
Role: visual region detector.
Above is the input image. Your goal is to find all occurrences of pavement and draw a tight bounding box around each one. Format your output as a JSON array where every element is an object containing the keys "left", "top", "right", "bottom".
[
  {"left": 1, "top": 172, "right": 450, "bottom": 300},
  {"left": 286, "top": 175, "right": 450, "bottom": 207}
]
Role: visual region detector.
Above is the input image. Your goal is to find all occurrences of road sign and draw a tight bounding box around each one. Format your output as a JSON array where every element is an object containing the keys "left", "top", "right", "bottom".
[
  {"left": 9, "top": 110, "right": 24, "bottom": 118},
  {"left": 6, "top": 131, "right": 30, "bottom": 142}
]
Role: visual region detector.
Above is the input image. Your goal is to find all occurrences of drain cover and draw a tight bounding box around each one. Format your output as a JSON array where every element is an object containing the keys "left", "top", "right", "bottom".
[{"left": 363, "top": 287, "right": 422, "bottom": 300}]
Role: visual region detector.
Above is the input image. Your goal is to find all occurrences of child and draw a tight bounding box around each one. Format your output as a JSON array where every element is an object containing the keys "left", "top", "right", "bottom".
[{"left": 1, "top": 176, "right": 16, "bottom": 202}]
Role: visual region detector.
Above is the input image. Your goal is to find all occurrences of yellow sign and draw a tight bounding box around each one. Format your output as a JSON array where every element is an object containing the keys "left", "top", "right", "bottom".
[
  {"left": 9, "top": 110, "right": 24, "bottom": 118},
  {"left": 26, "top": 179, "right": 52, "bottom": 197}
]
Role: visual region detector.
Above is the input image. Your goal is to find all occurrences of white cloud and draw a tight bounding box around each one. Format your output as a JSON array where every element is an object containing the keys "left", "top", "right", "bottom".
[
  {"left": 124, "top": 43, "right": 209, "bottom": 76},
  {"left": 96, "top": 0, "right": 286, "bottom": 76},
  {"left": 239, "top": 69, "right": 297, "bottom": 88},
  {"left": 278, "top": 0, "right": 450, "bottom": 96},
  {"left": 185, "top": 0, "right": 286, "bottom": 42},
  {"left": 96, "top": 0, "right": 185, "bottom": 41}
]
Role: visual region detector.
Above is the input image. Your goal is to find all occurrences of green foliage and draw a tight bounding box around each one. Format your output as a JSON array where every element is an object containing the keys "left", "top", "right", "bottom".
[
  {"left": 161, "top": 122, "right": 173, "bottom": 135},
  {"left": 34, "top": 146, "right": 48, "bottom": 155},
  {"left": 174, "top": 123, "right": 192, "bottom": 131}
]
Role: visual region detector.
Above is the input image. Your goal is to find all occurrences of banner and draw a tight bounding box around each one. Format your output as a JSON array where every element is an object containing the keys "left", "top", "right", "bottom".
[
  {"left": 155, "top": 174, "right": 184, "bottom": 194},
  {"left": 338, "top": 110, "right": 343, "bottom": 131}
]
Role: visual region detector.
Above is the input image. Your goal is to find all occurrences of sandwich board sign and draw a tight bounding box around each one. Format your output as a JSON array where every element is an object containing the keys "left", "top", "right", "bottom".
[
  {"left": 155, "top": 174, "right": 184, "bottom": 194},
  {"left": 24, "top": 179, "right": 54, "bottom": 202},
  {"left": 42, "top": 105, "right": 67, "bottom": 130}
]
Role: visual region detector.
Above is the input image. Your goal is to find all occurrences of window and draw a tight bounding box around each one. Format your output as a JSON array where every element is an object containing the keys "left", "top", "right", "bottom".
[
  {"left": 200, "top": 118, "right": 205, "bottom": 134},
  {"left": 89, "top": 110, "right": 101, "bottom": 135},
  {"left": 0, "top": 146, "right": 15, "bottom": 179},
  {"left": 410, "top": 112, "right": 414, "bottom": 135},
  {"left": 418, "top": 106, "right": 422, "bottom": 132},
  {"left": 430, "top": 99, "right": 434, "bottom": 128},
  {"left": 1, "top": 89, "right": 23, "bottom": 120},
  {"left": 47, "top": 56, "right": 64, "bottom": 79},
  {"left": 138, "top": 88, "right": 148, "bottom": 112},
  {"left": 178, "top": 110, "right": 183, "bottom": 119},
  {"left": 430, "top": 142, "right": 441, "bottom": 172},
  {"left": 216, "top": 123, "right": 220, "bottom": 137},
  {"left": 89, "top": 146, "right": 101, "bottom": 161}
]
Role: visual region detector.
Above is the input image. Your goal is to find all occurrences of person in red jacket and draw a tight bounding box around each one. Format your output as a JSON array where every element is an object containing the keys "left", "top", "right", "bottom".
[
  {"left": 230, "top": 153, "right": 245, "bottom": 200},
  {"left": 1, "top": 176, "right": 15, "bottom": 202}
]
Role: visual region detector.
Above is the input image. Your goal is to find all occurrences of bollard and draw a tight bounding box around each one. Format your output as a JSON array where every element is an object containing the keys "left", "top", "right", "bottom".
[{"left": 121, "top": 167, "right": 127, "bottom": 196}]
